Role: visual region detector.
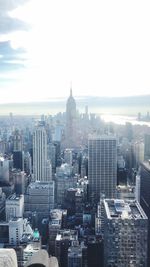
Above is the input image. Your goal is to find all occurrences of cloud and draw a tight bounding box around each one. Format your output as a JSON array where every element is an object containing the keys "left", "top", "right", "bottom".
[
  {"left": 0, "top": 0, "right": 30, "bottom": 34},
  {"left": 0, "top": 1, "right": 30, "bottom": 76},
  {"left": 0, "top": 15, "right": 29, "bottom": 34},
  {"left": 0, "top": 40, "right": 25, "bottom": 57},
  {"left": 0, "top": 0, "right": 27, "bottom": 11},
  {"left": 0, "top": 61, "right": 25, "bottom": 72},
  {"left": 0, "top": 40, "right": 26, "bottom": 74}
]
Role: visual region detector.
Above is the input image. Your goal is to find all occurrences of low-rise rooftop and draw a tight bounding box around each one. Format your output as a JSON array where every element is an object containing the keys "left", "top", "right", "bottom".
[
  {"left": 56, "top": 229, "right": 78, "bottom": 241},
  {"left": 7, "top": 194, "right": 23, "bottom": 201}
]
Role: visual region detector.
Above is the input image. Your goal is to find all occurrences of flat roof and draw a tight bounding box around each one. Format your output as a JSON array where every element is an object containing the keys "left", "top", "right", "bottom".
[
  {"left": 88, "top": 135, "right": 116, "bottom": 141},
  {"left": 7, "top": 194, "right": 23, "bottom": 201},
  {"left": 10, "top": 217, "right": 23, "bottom": 222},
  {"left": 29, "top": 181, "right": 54, "bottom": 189},
  {"left": 50, "top": 209, "right": 63, "bottom": 220},
  {"left": 56, "top": 230, "right": 77, "bottom": 241},
  {"left": 104, "top": 199, "right": 147, "bottom": 220}
]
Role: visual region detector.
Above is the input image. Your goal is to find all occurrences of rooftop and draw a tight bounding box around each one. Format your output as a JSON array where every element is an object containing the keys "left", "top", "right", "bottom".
[
  {"left": 141, "top": 161, "right": 150, "bottom": 171},
  {"left": 104, "top": 199, "right": 147, "bottom": 220},
  {"left": 68, "top": 246, "right": 82, "bottom": 257},
  {"left": 75, "top": 188, "right": 83, "bottom": 196},
  {"left": 10, "top": 217, "right": 23, "bottom": 222},
  {"left": 29, "top": 181, "right": 54, "bottom": 189},
  {"left": 24, "top": 244, "right": 39, "bottom": 253},
  {"left": 88, "top": 135, "right": 117, "bottom": 141},
  {"left": 56, "top": 229, "right": 78, "bottom": 241},
  {"left": 7, "top": 194, "right": 23, "bottom": 201},
  {"left": 50, "top": 209, "right": 63, "bottom": 220}
]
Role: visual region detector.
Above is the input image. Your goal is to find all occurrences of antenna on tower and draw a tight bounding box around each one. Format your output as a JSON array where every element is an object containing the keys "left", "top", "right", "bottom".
[{"left": 70, "top": 81, "right": 72, "bottom": 96}]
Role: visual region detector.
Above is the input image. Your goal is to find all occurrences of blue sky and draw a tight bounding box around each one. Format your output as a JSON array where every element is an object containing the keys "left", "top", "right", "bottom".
[{"left": 0, "top": 0, "right": 150, "bottom": 103}]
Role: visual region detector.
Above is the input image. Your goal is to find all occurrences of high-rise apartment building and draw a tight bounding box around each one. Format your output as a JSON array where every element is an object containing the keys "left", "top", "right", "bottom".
[
  {"left": 103, "top": 199, "right": 148, "bottom": 267},
  {"left": 88, "top": 136, "right": 117, "bottom": 201},
  {"left": 33, "top": 121, "right": 48, "bottom": 182}
]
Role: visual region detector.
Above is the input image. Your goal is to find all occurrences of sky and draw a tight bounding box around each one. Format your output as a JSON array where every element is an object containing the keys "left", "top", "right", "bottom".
[{"left": 0, "top": 0, "right": 150, "bottom": 103}]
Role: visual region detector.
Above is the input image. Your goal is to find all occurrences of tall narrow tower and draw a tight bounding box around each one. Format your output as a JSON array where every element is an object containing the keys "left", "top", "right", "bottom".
[
  {"left": 33, "top": 121, "right": 47, "bottom": 181},
  {"left": 66, "top": 88, "right": 77, "bottom": 148},
  {"left": 88, "top": 135, "right": 117, "bottom": 202},
  {"left": 13, "top": 129, "right": 24, "bottom": 171},
  {"left": 13, "top": 129, "right": 23, "bottom": 152}
]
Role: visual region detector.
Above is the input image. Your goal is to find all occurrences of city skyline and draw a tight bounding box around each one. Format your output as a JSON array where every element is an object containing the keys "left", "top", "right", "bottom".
[
  {"left": 0, "top": 0, "right": 150, "bottom": 103},
  {"left": 0, "top": 82, "right": 149, "bottom": 266}
]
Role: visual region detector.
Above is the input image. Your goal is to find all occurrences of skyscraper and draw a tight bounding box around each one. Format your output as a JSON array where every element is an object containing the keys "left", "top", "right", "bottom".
[
  {"left": 33, "top": 121, "right": 48, "bottom": 182},
  {"left": 13, "top": 129, "right": 24, "bottom": 171},
  {"left": 66, "top": 88, "right": 77, "bottom": 148},
  {"left": 13, "top": 129, "right": 23, "bottom": 152},
  {"left": 87, "top": 236, "right": 104, "bottom": 267},
  {"left": 0, "top": 157, "right": 9, "bottom": 183},
  {"left": 88, "top": 135, "right": 117, "bottom": 201},
  {"left": 103, "top": 199, "right": 148, "bottom": 267},
  {"left": 144, "top": 134, "right": 150, "bottom": 160},
  {"left": 140, "top": 161, "right": 150, "bottom": 266}
]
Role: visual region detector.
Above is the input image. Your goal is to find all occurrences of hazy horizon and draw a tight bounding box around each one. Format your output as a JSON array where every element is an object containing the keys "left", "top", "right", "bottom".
[{"left": 0, "top": 94, "right": 149, "bottom": 116}]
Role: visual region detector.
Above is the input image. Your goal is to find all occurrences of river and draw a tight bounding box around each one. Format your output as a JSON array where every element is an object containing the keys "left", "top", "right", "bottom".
[{"left": 101, "top": 114, "right": 150, "bottom": 127}]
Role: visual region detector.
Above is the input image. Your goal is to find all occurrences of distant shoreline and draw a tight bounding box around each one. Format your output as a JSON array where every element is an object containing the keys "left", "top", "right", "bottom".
[{"left": 0, "top": 95, "right": 149, "bottom": 116}]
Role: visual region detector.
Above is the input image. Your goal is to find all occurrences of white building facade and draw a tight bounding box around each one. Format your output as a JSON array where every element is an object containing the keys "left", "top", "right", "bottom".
[{"left": 6, "top": 194, "right": 24, "bottom": 222}]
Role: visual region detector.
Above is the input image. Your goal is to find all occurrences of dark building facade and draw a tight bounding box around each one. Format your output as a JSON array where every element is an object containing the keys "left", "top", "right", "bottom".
[
  {"left": 87, "top": 236, "right": 104, "bottom": 267},
  {"left": 13, "top": 151, "right": 24, "bottom": 171},
  {"left": 140, "top": 161, "right": 150, "bottom": 266}
]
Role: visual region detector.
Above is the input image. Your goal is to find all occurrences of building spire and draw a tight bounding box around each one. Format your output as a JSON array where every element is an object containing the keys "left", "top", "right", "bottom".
[{"left": 70, "top": 81, "right": 72, "bottom": 97}]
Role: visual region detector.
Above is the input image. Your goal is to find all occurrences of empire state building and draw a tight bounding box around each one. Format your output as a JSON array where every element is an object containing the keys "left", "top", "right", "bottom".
[{"left": 66, "top": 88, "right": 77, "bottom": 148}]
